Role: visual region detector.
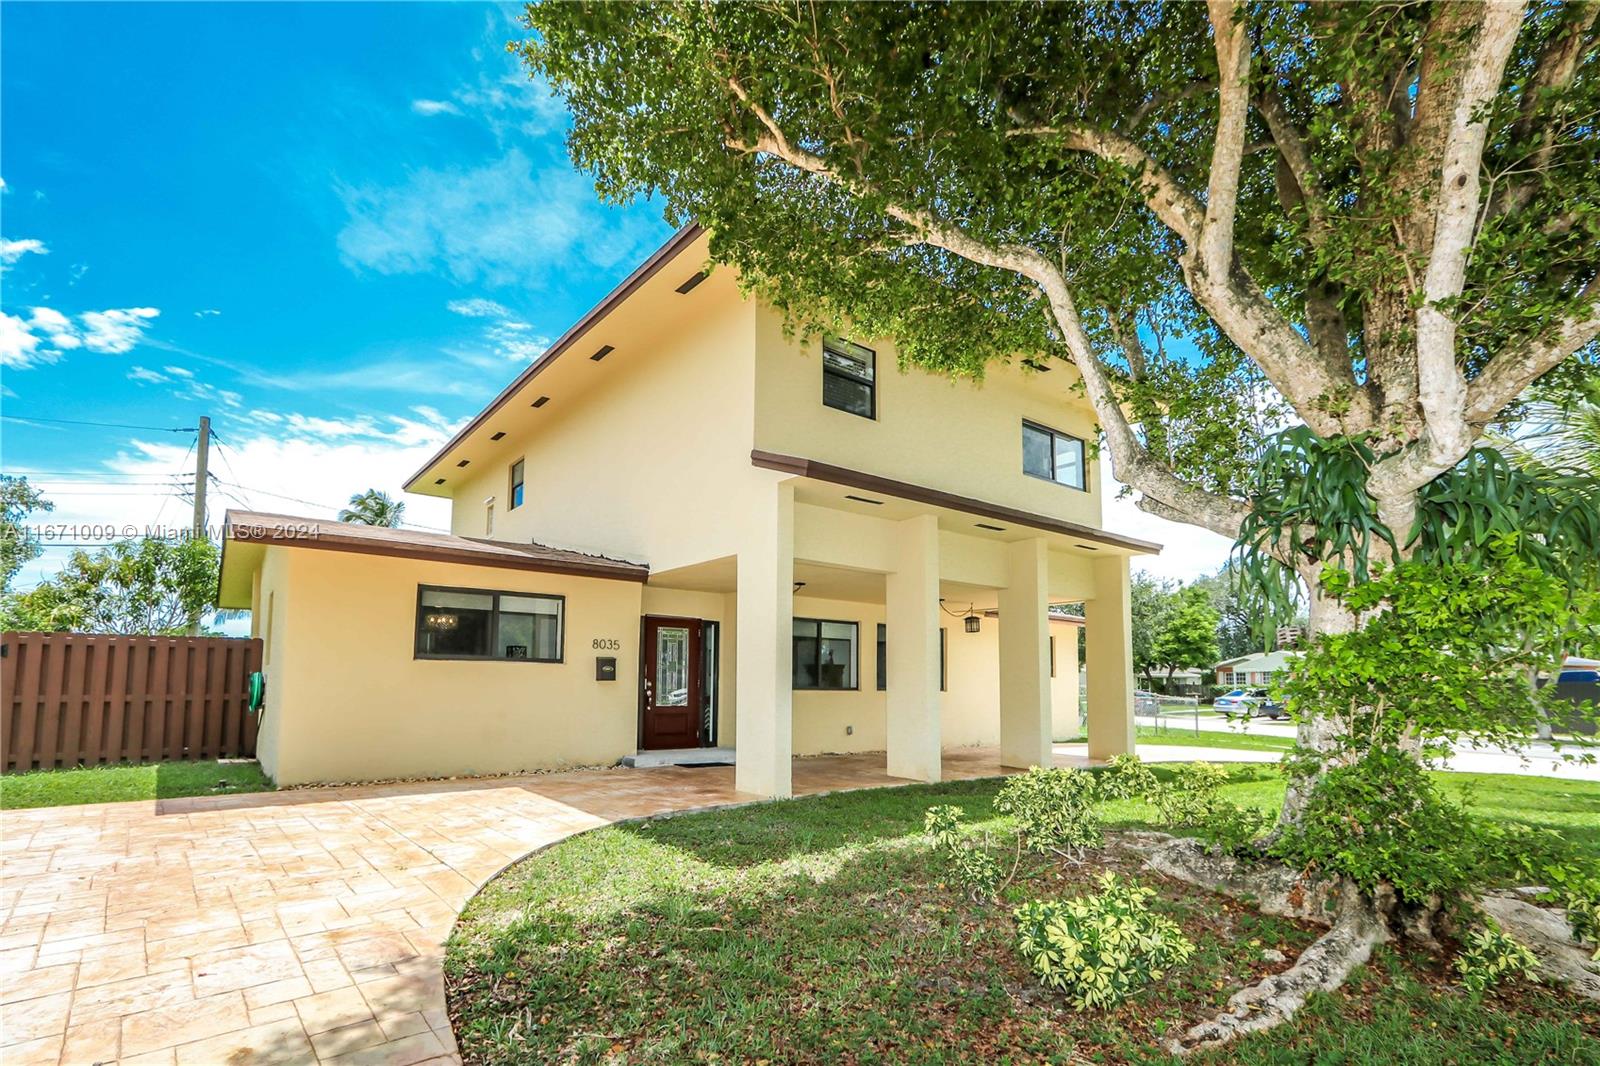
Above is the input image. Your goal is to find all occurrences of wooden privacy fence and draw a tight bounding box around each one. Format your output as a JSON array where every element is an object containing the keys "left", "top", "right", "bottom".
[{"left": 2, "top": 632, "right": 262, "bottom": 772}]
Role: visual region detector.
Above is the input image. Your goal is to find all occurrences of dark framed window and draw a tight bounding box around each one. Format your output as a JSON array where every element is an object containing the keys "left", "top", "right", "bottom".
[
  {"left": 822, "top": 338, "right": 876, "bottom": 419},
  {"left": 875, "top": 623, "right": 947, "bottom": 692},
  {"left": 509, "top": 459, "right": 525, "bottom": 509},
  {"left": 794, "top": 618, "right": 859, "bottom": 689},
  {"left": 415, "top": 585, "right": 564, "bottom": 662},
  {"left": 1022, "top": 420, "right": 1087, "bottom": 490}
]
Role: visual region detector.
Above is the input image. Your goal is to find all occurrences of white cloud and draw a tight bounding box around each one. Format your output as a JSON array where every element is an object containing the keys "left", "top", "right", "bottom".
[
  {"left": 78, "top": 307, "right": 160, "bottom": 354},
  {"left": 7, "top": 421, "right": 461, "bottom": 610},
  {"left": 194, "top": 308, "right": 221, "bottom": 317},
  {"left": 163, "top": 364, "right": 195, "bottom": 378},
  {"left": 411, "top": 98, "right": 462, "bottom": 117},
  {"left": 1101, "top": 455, "right": 1236, "bottom": 584},
  {"left": 1, "top": 304, "right": 162, "bottom": 369},
  {"left": 0, "top": 312, "right": 53, "bottom": 369},
  {"left": 335, "top": 149, "right": 663, "bottom": 288},
  {"left": 446, "top": 297, "right": 513, "bottom": 319},
  {"left": 1, "top": 237, "right": 48, "bottom": 268},
  {"left": 127, "top": 366, "right": 169, "bottom": 384},
  {"left": 27, "top": 307, "right": 81, "bottom": 350}
]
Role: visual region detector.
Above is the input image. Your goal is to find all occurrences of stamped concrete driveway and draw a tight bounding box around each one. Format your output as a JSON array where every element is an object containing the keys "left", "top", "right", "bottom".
[{"left": 1, "top": 748, "right": 1066, "bottom": 1066}]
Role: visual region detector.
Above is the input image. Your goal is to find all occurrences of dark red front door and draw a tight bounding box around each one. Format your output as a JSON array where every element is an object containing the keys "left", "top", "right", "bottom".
[{"left": 641, "top": 617, "right": 702, "bottom": 750}]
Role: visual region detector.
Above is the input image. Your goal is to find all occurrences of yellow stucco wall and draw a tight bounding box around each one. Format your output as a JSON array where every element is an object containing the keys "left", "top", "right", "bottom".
[
  {"left": 256, "top": 546, "right": 645, "bottom": 786},
  {"left": 752, "top": 302, "right": 1104, "bottom": 528},
  {"left": 445, "top": 280, "right": 773, "bottom": 573},
  {"left": 784, "top": 593, "right": 1081, "bottom": 757},
  {"left": 245, "top": 543, "right": 1083, "bottom": 784}
]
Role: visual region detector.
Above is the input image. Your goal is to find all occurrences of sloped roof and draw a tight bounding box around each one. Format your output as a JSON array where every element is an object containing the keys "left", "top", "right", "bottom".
[
  {"left": 220, "top": 510, "right": 649, "bottom": 584},
  {"left": 1215, "top": 649, "right": 1298, "bottom": 674}
]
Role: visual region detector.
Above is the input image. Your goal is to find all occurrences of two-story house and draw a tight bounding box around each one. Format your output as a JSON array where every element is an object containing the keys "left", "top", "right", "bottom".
[{"left": 217, "top": 225, "right": 1158, "bottom": 796}]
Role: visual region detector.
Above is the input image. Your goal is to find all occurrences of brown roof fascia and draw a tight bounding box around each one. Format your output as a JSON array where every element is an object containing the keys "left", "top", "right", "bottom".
[
  {"left": 750, "top": 450, "right": 1163, "bottom": 555},
  {"left": 224, "top": 520, "right": 649, "bottom": 584},
  {"left": 404, "top": 222, "right": 706, "bottom": 492}
]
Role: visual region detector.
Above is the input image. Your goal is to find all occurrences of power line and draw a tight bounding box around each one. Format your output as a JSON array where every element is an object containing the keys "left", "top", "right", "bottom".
[
  {"left": 212, "top": 478, "right": 451, "bottom": 534},
  {"left": 1, "top": 413, "right": 199, "bottom": 432}
]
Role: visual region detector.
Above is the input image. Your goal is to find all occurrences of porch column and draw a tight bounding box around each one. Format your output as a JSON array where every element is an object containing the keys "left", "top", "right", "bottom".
[
  {"left": 735, "top": 480, "right": 795, "bottom": 798},
  {"left": 885, "top": 514, "right": 941, "bottom": 782},
  {"left": 1085, "top": 553, "right": 1136, "bottom": 759},
  {"left": 998, "top": 537, "right": 1052, "bottom": 768}
]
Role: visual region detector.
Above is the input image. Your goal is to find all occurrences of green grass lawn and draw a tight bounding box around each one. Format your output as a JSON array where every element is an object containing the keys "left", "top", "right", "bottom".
[
  {"left": 446, "top": 767, "right": 1600, "bottom": 1064},
  {"left": 1055, "top": 725, "right": 1295, "bottom": 753},
  {"left": 0, "top": 760, "right": 274, "bottom": 809}
]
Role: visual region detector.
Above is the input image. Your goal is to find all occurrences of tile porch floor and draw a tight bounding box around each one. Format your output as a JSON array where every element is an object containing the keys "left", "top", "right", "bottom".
[{"left": 0, "top": 746, "right": 1092, "bottom": 1065}]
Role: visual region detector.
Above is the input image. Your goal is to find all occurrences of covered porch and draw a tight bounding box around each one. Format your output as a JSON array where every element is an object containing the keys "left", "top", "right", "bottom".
[{"left": 644, "top": 471, "right": 1158, "bottom": 799}]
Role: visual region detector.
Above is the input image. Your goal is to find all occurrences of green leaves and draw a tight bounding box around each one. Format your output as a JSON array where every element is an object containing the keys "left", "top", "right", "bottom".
[
  {"left": 1454, "top": 920, "right": 1539, "bottom": 994},
  {"left": 1012, "top": 873, "right": 1195, "bottom": 1010}
]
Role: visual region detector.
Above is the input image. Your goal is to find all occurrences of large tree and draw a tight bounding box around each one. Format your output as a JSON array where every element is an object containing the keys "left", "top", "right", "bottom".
[
  {"left": 1, "top": 536, "right": 225, "bottom": 635},
  {"left": 521, "top": 0, "right": 1597, "bottom": 726},
  {"left": 1151, "top": 585, "right": 1222, "bottom": 688},
  {"left": 520, "top": 1, "right": 1600, "bottom": 1042},
  {"left": 0, "top": 475, "right": 52, "bottom": 595}
]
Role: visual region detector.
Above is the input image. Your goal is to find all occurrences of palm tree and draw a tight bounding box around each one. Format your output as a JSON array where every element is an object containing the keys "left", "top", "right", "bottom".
[{"left": 338, "top": 489, "right": 405, "bottom": 528}]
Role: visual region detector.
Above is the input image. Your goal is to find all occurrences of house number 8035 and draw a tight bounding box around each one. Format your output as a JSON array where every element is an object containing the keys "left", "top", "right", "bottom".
[{"left": 591, "top": 638, "right": 621, "bottom": 651}]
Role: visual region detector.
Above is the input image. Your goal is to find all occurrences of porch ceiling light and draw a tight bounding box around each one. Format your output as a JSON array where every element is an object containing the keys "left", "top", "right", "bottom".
[{"left": 965, "top": 612, "right": 980, "bottom": 634}]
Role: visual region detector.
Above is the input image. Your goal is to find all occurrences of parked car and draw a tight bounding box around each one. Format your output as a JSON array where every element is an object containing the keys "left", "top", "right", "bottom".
[
  {"left": 1214, "top": 688, "right": 1287, "bottom": 720},
  {"left": 1135, "top": 690, "right": 1161, "bottom": 716}
]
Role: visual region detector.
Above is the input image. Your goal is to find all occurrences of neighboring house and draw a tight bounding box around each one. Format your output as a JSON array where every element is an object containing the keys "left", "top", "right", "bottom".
[
  {"left": 1145, "top": 667, "right": 1205, "bottom": 696},
  {"left": 217, "top": 225, "right": 1158, "bottom": 797},
  {"left": 1214, "top": 649, "right": 1298, "bottom": 688}
]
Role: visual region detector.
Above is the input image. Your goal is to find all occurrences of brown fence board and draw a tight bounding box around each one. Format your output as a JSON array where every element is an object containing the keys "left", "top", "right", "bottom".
[{"left": 2, "top": 633, "right": 261, "bottom": 772}]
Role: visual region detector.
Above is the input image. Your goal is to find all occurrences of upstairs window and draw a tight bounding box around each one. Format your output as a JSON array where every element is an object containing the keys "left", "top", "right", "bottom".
[
  {"left": 415, "top": 586, "right": 564, "bottom": 662},
  {"left": 793, "top": 618, "right": 859, "bottom": 690},
  {"left": 509, "top": 459, "right": 525, "bottom": 509},
  {"left": 822, "top": 338, "right": 876, "bottom": 419},
  {"left": 1022, "top": 421, "right": 1087, "bottom": 490}
]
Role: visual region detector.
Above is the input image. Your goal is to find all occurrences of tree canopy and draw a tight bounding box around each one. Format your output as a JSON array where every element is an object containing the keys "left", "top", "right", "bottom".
[
  {"left": 0, "top": 475, "right": 52, "bottom": 594},
  {"left": 1, "top": 536, "right": 226, "bottom": 636},
  {"left": 520, "top": 0, "right": 1598, "bottom": 556}
]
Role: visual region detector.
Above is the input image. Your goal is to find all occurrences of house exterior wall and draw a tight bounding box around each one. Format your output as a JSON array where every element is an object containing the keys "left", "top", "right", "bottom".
[
  {"left": 752, "top": 302, "right": 1103, "bottom": 527},
  {"left": 257, "top": 547, "right": 646, "bottom": 786}
]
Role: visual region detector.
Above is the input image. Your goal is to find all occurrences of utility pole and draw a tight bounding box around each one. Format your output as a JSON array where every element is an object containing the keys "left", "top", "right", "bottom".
[{"left": 188, "top": 415, "right": 210, "bottom": 635}]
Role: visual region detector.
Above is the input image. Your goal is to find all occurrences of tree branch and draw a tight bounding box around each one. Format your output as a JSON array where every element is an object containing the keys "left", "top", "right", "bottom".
[
  {"left": 1465, "top": 275, "right": 1600, "bottom": 426},
  {"left": 725, "top": 79, "right": 1249, "bottom": 539},
  {"left": 1200, "top": 0, "right": 1252, "bottom": 280},
  {"left": 1489, "top": 4, "right": 1599, "bottom": 220},
  {"left": 1008, "top": 119, "right": 1371, "bottom": 436},
  {"left": 1412, "top": 2, "right": 1527, "bottom": 478}
]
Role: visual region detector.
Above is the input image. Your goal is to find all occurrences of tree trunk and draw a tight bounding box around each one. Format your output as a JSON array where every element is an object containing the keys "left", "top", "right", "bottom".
[{"left": 1278, "top": 570, "right": 1358, "bottom": 827}]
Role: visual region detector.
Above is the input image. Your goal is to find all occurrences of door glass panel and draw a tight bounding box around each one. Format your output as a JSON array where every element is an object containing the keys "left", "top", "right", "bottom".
[{"left": 655, "top": 627, "right": 690, "bottom": 706}]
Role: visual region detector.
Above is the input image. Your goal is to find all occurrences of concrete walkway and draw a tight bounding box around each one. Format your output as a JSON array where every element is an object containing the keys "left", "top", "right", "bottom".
[{"left": 0, "top": 748, "right": 1082, "bottom": 1066}]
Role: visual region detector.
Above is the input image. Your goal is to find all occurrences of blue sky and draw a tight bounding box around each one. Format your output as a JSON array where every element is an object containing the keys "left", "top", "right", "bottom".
[
  {"left": 1, "top": 1, "right": 674, "bottom": 580},
  {"left": 0, "top": 2, "right": 1228, "bottom": 593}
]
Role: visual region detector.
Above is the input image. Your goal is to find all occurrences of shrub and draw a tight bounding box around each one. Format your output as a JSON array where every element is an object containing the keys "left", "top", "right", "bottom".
[
  {"left": 1454, "top": 920, "right": 1539, "bottom": 993},
  {"left": 1562, "top": 885, "right": 1600, "bottom": 958},
  {"left": 923, "top": 805, "right": 1000, "bottom": 901},
  {"left": 1013, "top": 872, "right": 1195, "bottom": 1009},
  {"left": 1270, "top": 746, "right": 1478, "bottom": 904},
  {"left": 1148, "top": 760, "right": 1270, "bottom": 854},
  {"left": 994, "top": 766, "right": 1102, "bottom": 860},
  {"left": 1096, "top": 753, "right": 1157, "bottom": 800}
]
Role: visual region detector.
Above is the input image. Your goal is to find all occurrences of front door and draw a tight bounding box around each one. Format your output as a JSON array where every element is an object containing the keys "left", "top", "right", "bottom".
[{"left": 641, "top": 616, "right": 702, "bottom": 750}]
